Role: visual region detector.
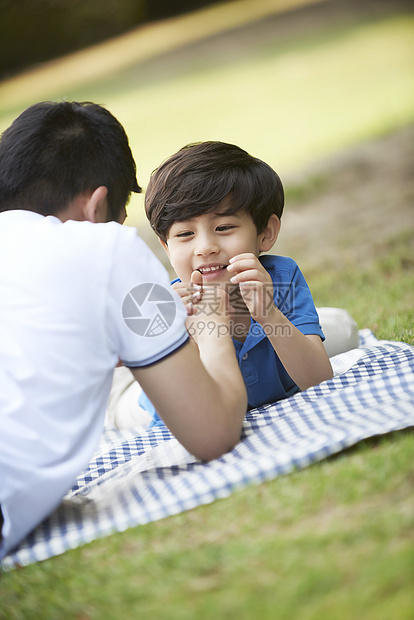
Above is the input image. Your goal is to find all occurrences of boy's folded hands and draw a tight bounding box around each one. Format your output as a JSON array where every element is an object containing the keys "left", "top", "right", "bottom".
[
  {"left": 171, "top": 252, "right": 278, "bottom": 340},
  {"left": 172, "top": 270, "right": 232, "bottom": 345}
]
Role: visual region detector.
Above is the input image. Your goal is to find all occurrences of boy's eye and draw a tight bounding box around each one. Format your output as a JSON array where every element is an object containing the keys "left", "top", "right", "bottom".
[
  {"left": 175, "top": 231, "right": 193, "bottom": 238},
  {"left": 216, "top": 225, "right": 236, "bottom": 232}
]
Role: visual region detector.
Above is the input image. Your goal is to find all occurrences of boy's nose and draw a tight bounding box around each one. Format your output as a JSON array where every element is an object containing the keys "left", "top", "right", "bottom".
[{"left": 194, "top": 233, "right": 219, "bottom": 256}]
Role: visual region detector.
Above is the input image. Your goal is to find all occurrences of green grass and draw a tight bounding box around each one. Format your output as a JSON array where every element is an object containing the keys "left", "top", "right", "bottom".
[
  {"left": 308, "top": 232, "right": 414, "bottom": 346},
  {"left": 1, "top": 424, "right": 413, "bottom": 618},
  {"left": 1, "top": 2, "right": 413, "bottom": 617},
  {"left": 1, "top": 228, "right": 413, "bottom": 620}
]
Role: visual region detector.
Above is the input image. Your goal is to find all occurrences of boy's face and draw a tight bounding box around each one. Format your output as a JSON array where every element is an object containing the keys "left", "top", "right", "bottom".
[{"left": 162, "top": 203, "right": 275, "bottom": 284}]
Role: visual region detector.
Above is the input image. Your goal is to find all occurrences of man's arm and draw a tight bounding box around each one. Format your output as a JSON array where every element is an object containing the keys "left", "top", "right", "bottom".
[
  {"left": 227, "top": 253, "right": 333, "bottom": 390},
  {"left": 131, "top": 289, "right": 247, "bottom": 461}
]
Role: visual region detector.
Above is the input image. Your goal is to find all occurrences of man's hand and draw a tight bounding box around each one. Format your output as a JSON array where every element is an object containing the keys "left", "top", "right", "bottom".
[{"left": 227, "top": 253, "right": 275, "bottom": 324}]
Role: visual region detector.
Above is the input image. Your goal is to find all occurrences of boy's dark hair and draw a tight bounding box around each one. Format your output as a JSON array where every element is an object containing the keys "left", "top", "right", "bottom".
[
  {"left": 0, "top": 101, "right": 141, "bottom": 220},
  {"left": 145, "top": 141, "right": 284, "bottom": 242}
]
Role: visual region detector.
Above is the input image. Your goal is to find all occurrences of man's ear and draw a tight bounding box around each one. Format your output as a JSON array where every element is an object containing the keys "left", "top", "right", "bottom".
[
  {"left": 83, "top": 186, "right": 109, "bottom": 223},
  {"left": 259, "top": 214, "right": 281, "bottom": 253}
]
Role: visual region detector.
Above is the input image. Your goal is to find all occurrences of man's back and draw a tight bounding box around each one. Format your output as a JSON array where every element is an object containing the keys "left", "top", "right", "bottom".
[
  {"left": 0, "top": 102, "right": 247, "bottom": 559},
  {"left": 0, "top": 210, "right": 188, "bottom": 555}
]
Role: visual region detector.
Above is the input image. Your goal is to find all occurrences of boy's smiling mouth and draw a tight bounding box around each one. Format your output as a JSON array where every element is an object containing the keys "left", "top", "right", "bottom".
[
  {"left": 196, "top": 264, "right": 228, "bottom": 275},
  {"left": 196, "top": 263, "right": 230, "bottom": 282}
]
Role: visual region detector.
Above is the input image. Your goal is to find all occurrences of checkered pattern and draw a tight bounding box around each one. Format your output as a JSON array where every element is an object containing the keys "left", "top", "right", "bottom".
[{"left": 2, "top": 330, "right": 414, "bottom": 569}]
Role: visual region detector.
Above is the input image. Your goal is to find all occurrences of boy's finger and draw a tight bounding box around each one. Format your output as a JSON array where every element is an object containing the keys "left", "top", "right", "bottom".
[
  {"left": 185, "top": 303, "right": 198, "bottom": 316},
  {"left": 227, "top": 257, "right": 263, "bottom": 275},
  {"left": 229, "top": 270, "right": 263, "bottom": 283},
  {"left": 191, "top": 270, "right": 203, "bottom": 288},
  {"left": 172, "top": 281, "right": 201, "bottom": 295},
  {"left": 228, "top": 253, "right": 256, "bottom": 263},
  {"left": 227, "top": 261, "right": 256, "bottom": 274}
]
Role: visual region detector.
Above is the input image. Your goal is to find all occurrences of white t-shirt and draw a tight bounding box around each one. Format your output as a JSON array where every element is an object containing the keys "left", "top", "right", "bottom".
[{"left": 0, "top": 210, "right": 188, "bottom": 557}]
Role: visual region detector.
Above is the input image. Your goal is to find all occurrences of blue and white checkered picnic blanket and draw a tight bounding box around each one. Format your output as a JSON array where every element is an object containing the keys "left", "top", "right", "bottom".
[{"left": 2, "top": 330, "right": 414, "bottom": 569}]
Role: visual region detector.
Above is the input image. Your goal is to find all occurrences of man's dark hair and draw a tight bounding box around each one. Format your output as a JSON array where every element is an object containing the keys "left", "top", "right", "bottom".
[
  {"left": 0, "top": 101, "right": 141, "bottom": 220},
  {"left": 145, "top": 141, "right": 284, "bottom": 242}
]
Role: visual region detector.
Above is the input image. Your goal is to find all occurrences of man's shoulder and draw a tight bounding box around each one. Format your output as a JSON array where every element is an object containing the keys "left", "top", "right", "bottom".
[
  {"left": 2, "top": 213, "right": 150, "bottom": 275},
  {"left": 63, "top": 219, "right": 148, "bottom": 260},
  {"left": 62, "top": 218, "right": 131, "bottom": 240}
]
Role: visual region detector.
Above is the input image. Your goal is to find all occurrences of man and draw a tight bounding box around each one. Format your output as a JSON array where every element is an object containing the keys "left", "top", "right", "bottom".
[{"left": 0, "top": 101, "right": 247, "bottom": 558}]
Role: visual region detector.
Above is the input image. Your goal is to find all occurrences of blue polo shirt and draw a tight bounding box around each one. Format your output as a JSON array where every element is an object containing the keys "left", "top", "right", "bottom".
[{"left": 139, "top": 255, "right": 324, "bottom": 425}]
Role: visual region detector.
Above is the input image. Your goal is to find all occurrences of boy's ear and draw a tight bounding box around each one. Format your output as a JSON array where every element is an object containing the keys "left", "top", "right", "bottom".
[
  {"left": 83, "top": 186, "right": 109, "bottom": 223},
  {"left": 258, "top": 214, "right": 281, "bottom": 253},
  {"left": 159, "top": 237, "right": 170, "bottom": 258}
]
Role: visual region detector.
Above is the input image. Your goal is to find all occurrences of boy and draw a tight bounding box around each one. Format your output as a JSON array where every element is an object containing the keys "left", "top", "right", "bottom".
[
  {"left": 0, "top": 105, "right": 247, "bottom": 558},
  {"left": 139, "top": 140, "right": 334, "bottom": 426}
]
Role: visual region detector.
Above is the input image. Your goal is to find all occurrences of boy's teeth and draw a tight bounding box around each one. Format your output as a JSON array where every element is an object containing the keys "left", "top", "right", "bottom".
[{"left": 200, "top": 265, "right": 224, "bottom": 273}]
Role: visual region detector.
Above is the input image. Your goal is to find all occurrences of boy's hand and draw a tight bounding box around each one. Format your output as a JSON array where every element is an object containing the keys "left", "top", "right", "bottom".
[
  {"left": 172, "top": 271, "right": 231, "bottom": 344},
  {"left": 227, "top": 253, "right": 275, "bottom": 324},
  {"left": 187, "top": 271, "right": 232, "bottom": 346},
  {"left": 172, "top": 272, "right": 203, "bottom": 316}
]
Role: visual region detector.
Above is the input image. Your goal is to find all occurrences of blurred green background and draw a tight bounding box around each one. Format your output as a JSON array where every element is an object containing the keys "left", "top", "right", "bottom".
[{"left": 1, "top": 0, "right": 413, "bottom": 267}]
